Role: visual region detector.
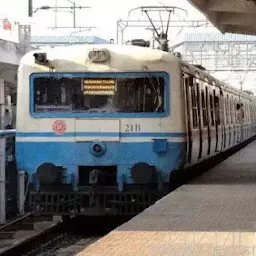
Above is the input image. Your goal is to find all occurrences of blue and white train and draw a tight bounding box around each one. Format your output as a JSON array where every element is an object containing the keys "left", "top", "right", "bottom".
[{"left": 16, "top": 43, "right": 256, "bottom": 216}]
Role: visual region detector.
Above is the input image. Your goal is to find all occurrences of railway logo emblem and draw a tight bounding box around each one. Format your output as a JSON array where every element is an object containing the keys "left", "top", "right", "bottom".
[{"left": 52, "top": 120, "right": 66, "bottom": 135}]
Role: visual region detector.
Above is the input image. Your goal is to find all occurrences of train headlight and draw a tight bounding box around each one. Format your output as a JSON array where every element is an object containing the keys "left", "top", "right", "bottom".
[
  {"left": 89, "top": 141, "right": 106, "bottom": 156},
  {"left": 93, "top": 144, "right": 102, "bottom": 153},
  {"left": 88, "top": 49, "right": 109, "bottom": 63}
]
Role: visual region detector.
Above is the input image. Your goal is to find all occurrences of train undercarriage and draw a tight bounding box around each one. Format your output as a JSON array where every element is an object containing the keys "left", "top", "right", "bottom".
[{"left": 29, "top": 185, "right": 168, "bottom": 216}]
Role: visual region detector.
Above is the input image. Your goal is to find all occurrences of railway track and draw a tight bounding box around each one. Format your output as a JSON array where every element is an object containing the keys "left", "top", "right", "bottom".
[
  {"left": 35, "top": 236, "right": 101, "bottom": 256},
  {"left": 0, "top": 215, "right": 95, "bottom": 256},
  {"left": 0, "top": 212, "right": 62, "bottom": 256},
  {"left": 0, "top": 215, "right": 129, "bottom": 256}
]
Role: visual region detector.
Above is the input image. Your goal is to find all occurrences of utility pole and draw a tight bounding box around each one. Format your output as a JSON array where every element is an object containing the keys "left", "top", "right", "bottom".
[
  {"left": 28, "top": 0, "right": 33, "bottom": 17},
  {"left": 64, "top": 0, "right": 85, "bottom": 29},
  {"left": 73, "top": 2, "right": 76, "bottom": 28},
  {"left": 54, "top": 0, "right": 58, "bottom": 28},
  {"left": 29, "top": 0, "right": 91, "bottom": 30},
  {"left": 0, "top": 78, "right": 6, "bottom": 224}
]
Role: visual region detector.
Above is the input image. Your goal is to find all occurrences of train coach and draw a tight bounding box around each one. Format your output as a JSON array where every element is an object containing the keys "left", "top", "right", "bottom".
[{"left": 15, "top": 43, "right": 256, "bottom": 217}]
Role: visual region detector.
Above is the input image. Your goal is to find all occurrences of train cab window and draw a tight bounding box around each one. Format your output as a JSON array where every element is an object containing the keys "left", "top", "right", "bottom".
[{"left": 32, "top": 74, "right": 166, "bottom": 114}]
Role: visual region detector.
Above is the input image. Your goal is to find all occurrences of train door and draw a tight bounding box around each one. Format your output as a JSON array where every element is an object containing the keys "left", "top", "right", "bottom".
[
  {"left": 247, "top": 102, "right": 250, "bottom": 137},
  {"left": 220, "top": 90, "right": 225, "bottom": 152},
  {"left": 253, "top": 103, "right": 255, "bottom": 135},
  {"left": 230, "top": 96, "right": 235, "bottom": 147},
  {"left": 196, "top": 77, "right": 203, "bottom": 160},
  {"left": 254, "top": 103, "right": 256, "bottom": 135},
  {"left": 213, "top": 89, "right": 221, "bottom": 152},
  {"left": 249, "top": 102, "right": 252, "bottom": 137},
  {"left": 183, "top": 73, "right": 192, "bottom": 165},
  {"left": 192, "top": 77, "right": 201, "bottom": 162},
  {"left": 250, "top": 102, "right": 253, "bottom": 137},
  {"left": 186, "top": 72, "right": 201, "bottom": 164},
  {"left": 254, "top": 103, "right": 256, "bottom": 134},
  {"left": 240, "top": 100, "right": 244, "bottom": 142},
  {"left": 224, "top": 93, "right": 230, "bottom": 149},
  {"left": 183, "top": 73, "right": 200, "bottom": 165},
  {"left": 200, "top": 82, "right": 209, "bottom": 159},
  {"left": 235, "top": 97, "right": 241, "bottom": 144},
  {"left": 252, "top": 104, "right": 254, "bottom": 135},
  {"left": 236, "top": 97, "right": 244, "bottom": 143},
  {"left": 244, "top": 101, "right": 247, "bottom": 139},
  {"left": 208, "top": 87, "right": 216, "bottom": 156}
]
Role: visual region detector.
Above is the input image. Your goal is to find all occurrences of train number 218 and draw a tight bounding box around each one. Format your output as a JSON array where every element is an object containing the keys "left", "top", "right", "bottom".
[{"left": 125, "top": 124, "right": 141, "bottom": 132}]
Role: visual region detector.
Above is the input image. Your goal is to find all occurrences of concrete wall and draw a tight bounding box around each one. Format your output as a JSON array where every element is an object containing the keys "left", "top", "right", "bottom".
[
  {"left": 0, "top": 40, "right": 25, "bottom": 66},
  {"left": 0, "top": 24, "right": 31, "bottom": 66},
  {"left": 0, "top": 25, "right": 31, "bottom": 86}
]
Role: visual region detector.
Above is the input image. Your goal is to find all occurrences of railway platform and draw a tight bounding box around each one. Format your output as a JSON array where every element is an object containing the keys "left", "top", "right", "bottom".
[{"left": 78, "top": 140, "right": 256, "bottom": 256}]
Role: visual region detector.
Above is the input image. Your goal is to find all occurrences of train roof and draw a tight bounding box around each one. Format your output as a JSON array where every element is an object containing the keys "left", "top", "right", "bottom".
[
  {"left": 180, "top": 58, "right": 255, "bottom": 100},
  {"left": 19, "top": 44, "right": 174, "bottom": 68}
]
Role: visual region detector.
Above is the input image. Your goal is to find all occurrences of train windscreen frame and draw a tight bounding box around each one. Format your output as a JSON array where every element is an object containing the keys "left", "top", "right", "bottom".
[{"left": 29, "top": 72, "right": 170, "bottom": 118}]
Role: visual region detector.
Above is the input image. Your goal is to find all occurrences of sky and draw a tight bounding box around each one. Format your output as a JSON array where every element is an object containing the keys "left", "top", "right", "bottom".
[
  {"left": 1, "top": 0, "right": 255, "bottom": 89},
  {"left": 0, "top": 0, "right": 208, "bottom": 41}
]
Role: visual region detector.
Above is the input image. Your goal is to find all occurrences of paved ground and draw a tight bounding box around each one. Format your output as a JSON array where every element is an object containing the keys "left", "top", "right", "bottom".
[{"left": 77, "top": 141, "right": 256, "bottom": 256}]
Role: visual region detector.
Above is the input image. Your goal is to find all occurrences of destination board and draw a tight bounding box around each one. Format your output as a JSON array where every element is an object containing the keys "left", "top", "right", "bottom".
[
  {"left": 35, "top": 105, "right": 72, "bottom": 112},
  {"left": 83, "top": 78, "right": 115, "bottom": 95}
]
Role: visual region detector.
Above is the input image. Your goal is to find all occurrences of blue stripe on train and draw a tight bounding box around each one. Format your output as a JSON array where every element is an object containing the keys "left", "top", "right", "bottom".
[
  {"left": 16, "top": 132, "right": 185, "bottom": 138},
  {"left": 16, "top": 141, "right": 186, "bottom": 187}
]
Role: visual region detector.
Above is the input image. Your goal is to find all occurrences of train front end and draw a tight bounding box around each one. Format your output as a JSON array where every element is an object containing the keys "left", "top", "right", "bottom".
[{"left": 16, "top": 45, "right": 186, "bottom": 216}]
